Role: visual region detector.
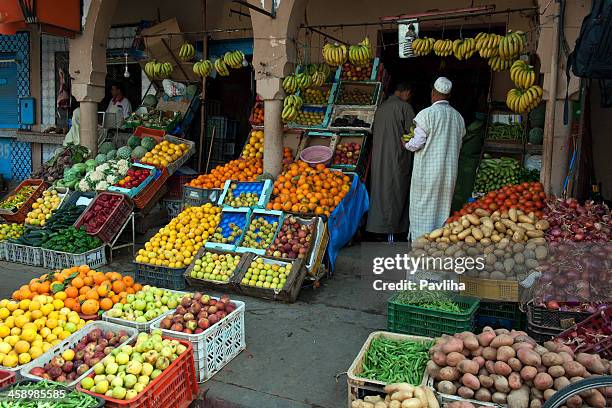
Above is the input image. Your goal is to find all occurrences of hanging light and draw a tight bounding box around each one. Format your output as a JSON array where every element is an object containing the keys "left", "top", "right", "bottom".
[{"left": 123, "top": 52, "right": 130, "bottom": 78}]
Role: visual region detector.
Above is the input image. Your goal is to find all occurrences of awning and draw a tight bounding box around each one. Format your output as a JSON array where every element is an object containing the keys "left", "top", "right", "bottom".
[{"left": 0, "top": 0, "right": 80, "bottom": 37}]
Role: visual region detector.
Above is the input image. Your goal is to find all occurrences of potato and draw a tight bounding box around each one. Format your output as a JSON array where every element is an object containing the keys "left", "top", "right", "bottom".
[
  {"left": 566, "top": 395, "right": 583, "bottom": 408},
  {"left": 535, "top": 219, "right": 549, "bottom": 230},
  {"left": 461, "top": 373, "right": 480, "bottom": 390},
  {"left": 475, "top": 388, "right": 491, "bottom": 402},
  {"left": 400, "top": 398, "right": 422, "bottom": 408},
  {"left": 513, "top": 342, "right": 535, "bottom": 352},
  {"left": 427, "top": 360, "right": 442, "bottom": 379},
  {"left": 461, "top": 335, "right": 479, "bottom": 351},
  {"left": 509, "top": 208, "right": 518, "bottom": 222},
  {"left": 446, "top": 352, "right": 466, "bottom": 367},
  {"left": 563, "top": 361, "right": 586, "bottom": 377},
  {"left": 485, "top": 360, "right": 496, "bottom": 375},
  {"left": 384, "top": 383, "right": 415, "bottom": 395},
  {"left": 541, "top": 352, "right": 564, "bottom": 367},
  {"left": 543, "top": 389, "right": 556, "bottom": 400},
  {"left": 534, "top": 345, "right": 550, "bottom": 356},
  {"left": 456, "top": 359, "right": 479, "bottom": 375},
  {"left": 507, "top": 385, "right": 530, "bottom": 408},
  {"left": 439, "top": 367, "right": 460, "bottom": 381},
  {"left": 437, "top": 381, "right": 456, "bottom": 395},
  {"left": 576, "top": 352, "right": 606, "bottom": 374},
  {"left": 533, "top": 372, "right": 553, "bottom": 390},
  {"left": 508, "top": 357, "right": 523, "bottom": 372},
  {"left": 472, "top": 356, "right": 485, "bottom": 368},
  {"left": 553, "top": 376, "right": 570, "bottom": 390},
  {"left": 508, "top": 372, "right": 522, "bottom": 390},
  {"left": 457, "top": 386, "right": 474, "bottom": 399},
  {"left": 472, "top": 227, "right": 484, "bottom": 240},
  {"left": 429, "top": 228, "right": 444, "bottom": 239},
  {"left": 492, "top": 392, "right": 507, "bottom": 404},
  {"left": 478, "top": 375, "right": 494, "bottom": 388},
  {"left": 517, "top": 348, "right": 542, "bottom": 366},
  {"left": 490, "top": 334, "right": 514, "bottom": 348},
  {"left": 494, "top": 361, "right": 512, "bottom": 376},
  {"left": 493, "top": 375, "right": 510, "bottom": 393},
  {"left": 431, "top": 351, "right": 446, "bottom": 366},
  {"left": 531, "top": 388, "right": 544, "bottom": 400},
  {"left": 391, "top": 391, "right": 413, "bottom": 401},
  {"left": 364, "top": 396, "right": 383, "bottom": 403},
  {"left": 530, "top": 399, "right": 543, "bottom": 408},
  {"left": 482, "top": 346, "right": 497, "bottom": 361},
  {"left": 471, "top": 347, "right": 483, "bottom": 358},
  {"left": 520, "top": 366, "right": 538, "bottom": 381},
  {"left": 585, "top": 389, "right": 606, "bottom": 408},
  {"left": 441, "top": 338, "right": 464, "bottom": 354},
  {"left": 477, "top": 330, "right": 496, "bottom": 347},
  {"left": 446, "top": 402, "right": 477, "bottom": 408},
  {"left": 547, "top": 365, "right": 565, "bottom": 378},
  {"left": 496, "top": 346, "right": 516, "bottom": 362},
  {"left": 389, "top": 400, "right": 401, "bottom": 408},
  {"left": 421, "top": 387, "right": 439, "bottom": 408},
  {"left": 494, "top": 328, "right": 510, "bottom": 335},
  {"left": 373, "top": 402, "right": 386, "bottom": 408},
  {"left": 466, "top": 214, "right": 480, "bottom": 225}
]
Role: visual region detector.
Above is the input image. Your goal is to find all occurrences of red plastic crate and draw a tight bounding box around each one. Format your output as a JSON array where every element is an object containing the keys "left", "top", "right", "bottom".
[
  {"left": 0, "top": 179, "right": 47, "bottom": 223},
  {"left": 74, "top": 192, "right": 134, "bottom": 243},
  {"left": 554, "top": 306, "right": 612, "bottom": 359},
  {"left": 134, "top": 168, "right": 169, "bottom": 209},
  {"left": 166, "top": 173, "right": 197, "bottom": 199},
  {"left": 77, "top": 337, "right": 197, "bottom": 408},
  {"left": 0, "top": 370, "right": 16, "bottom": 388},
  {"left": 133, "top": 126, "right": 166, "bottom": 143}
]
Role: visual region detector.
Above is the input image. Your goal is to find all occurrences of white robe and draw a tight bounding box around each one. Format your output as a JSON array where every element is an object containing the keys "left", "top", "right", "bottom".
[{"left": 408, "top": 101, "right": 465, "bottom": 240}]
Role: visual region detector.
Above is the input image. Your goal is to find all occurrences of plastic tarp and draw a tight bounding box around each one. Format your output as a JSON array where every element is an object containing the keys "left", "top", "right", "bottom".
[{"left": 326, "top": 173, "right": 369, "bottom": 271}]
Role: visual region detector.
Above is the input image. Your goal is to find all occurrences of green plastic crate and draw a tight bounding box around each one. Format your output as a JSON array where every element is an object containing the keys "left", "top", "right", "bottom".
[
  {"left": 387, "top": 293, "right": 479, "bottom": 337},
  {"left": 476, "top": 301, "right": 525, "bottom": 330}
]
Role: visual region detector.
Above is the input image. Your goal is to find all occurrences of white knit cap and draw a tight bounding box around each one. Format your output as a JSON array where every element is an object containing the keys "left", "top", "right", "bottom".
[{"left": 434, "top": 77, "right": 452, "bottom": 94}]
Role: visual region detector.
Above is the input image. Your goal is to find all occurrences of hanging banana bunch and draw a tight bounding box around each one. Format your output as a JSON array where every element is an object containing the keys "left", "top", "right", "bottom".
[
  {"left": 506, "top": 85, "right": 542, "bottom": 113},
  {"left": 317, "top": 63, "right": 331, "bottom": 78},
  {"left": 282, "top": 75, "right": 298, "bottom": 94},
  {"left": 452, "top": 38, "right": 476, "bottom": 60},
  {"left": 322, "top": 42, "right": 348, "bottom": 66},
  {"left": 433, "top": 39, "right": 453, "bottom": 57},
  {"left": 510, "top": 60, "right": 536, "bottom": 89},
  {"left": 282, "top": 95, "right": 303, "bottom": 123},
  {"left": 179, "top": 42, "right": 195, "bottom": 62},
  {"left": 192, "top": 59, "right": 213, "bottom": 78},
  {"left": 311, "top": 70, "right": 326, "bottom": 87},
  {"left": 499, "top": 30, "right": 525, "bottom": 60},
  {"left": 487, "top": 56, "right": 513, "bottom": 72},
  {"left": 295, "top": 72, "right": 312, "bottom": 90},
  {"left": 223, "top": 50, "right": 245, "bottom": 69},
  {"left": 144, "top": 60, "right": 173, "bottom": 80},
  {"left": 475, "top": 33, "right": 501, "bottom": 58},
  {"left": 411, "top": 37, "right": 435, "bottom": 56},
  {"left": 348, "top": 37, "right": 372, "bottom": 66},
  {"left": 214, "top": 58, "right": 230, "bottom": 76}
]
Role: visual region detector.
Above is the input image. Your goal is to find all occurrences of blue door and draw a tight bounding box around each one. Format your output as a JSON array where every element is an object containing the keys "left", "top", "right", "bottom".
[{"left": 0, "top": 54, "right": 19, "bottom": 128}]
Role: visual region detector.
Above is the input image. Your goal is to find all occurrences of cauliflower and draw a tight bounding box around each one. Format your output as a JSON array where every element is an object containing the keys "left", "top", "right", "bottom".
[
  {"left": 117, "top": 159, "right": 129, "bottom": 167},
  {"left": 95, "top": 181, "right": 109, "bottom": 190},
  {"left": 97, "top": 163, "right": 110, "bottom": 172},
  {"left": 78, "top": 179, "right": 90, "bottom": 192},
  {"left": 106, "top": 175, "right": 116, "bottom": 184},
  {"left": 89, "top": 170, "right": 104, "bottom": 182}
]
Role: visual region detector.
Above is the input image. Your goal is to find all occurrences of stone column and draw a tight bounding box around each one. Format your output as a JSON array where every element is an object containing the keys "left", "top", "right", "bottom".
[{"left": 259, "top": 78, "right": 284, "bottom": 176}]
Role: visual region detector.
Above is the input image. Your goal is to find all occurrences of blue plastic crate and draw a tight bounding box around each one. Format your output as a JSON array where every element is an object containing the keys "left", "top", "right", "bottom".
[
  {"left": 205, "top": 207, "right": 251, "bottom": 252},
  {"left": 217, "top": 179, "right": 273, "bottom": 209},
  {"left": 134, "top": 262, "right": 187, "bottom": 290},
  {"left": 236, "top": 209, "right": 284, "bottom": 255},
  {"left": 288, "top": 105, "right": 332, "bottom": 130},
  {"left": 108, "top": 163, "right": 158, "bottom": 198}
]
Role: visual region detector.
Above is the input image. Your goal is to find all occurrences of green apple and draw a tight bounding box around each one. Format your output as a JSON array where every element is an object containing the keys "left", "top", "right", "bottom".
[
  {"left": 167, "top": 298, "right": 178, "bottom": 308},
  {"left": 95, "top": 380, "right": 109, "bottom": 395},
  {"left": 106, "top": 374, "right": 116, "bottom": 383},
  {"left": 126, "top": 360, "right": 143, "bottom": 375},
  {"left": 112, "top": 386, "right": 127, "bottom": 400},
  {"left": 133, "top": 300, "right": 146, "bottom": 311},
  {"left": 124, "top": 374, "right": 138, "bottom": 389},
  {"left": 94, "top": 374, "right": 106, "bottom": 384},
  {"left": 80, "top": 377, "right": 94, "bottom": 390},
  {"left": 105, "top": 362, "right": 118, "bottom": 375},
  {"left": 150, "top": 369, "right": 162, "bottom": 379},
  {"left": 115, "top": 352, "right": 130, "bottom": 365},
  {"left": 125, "top": 390, "right": 138, "bottom": 400},
  {"left": 135, "top": 316, "right": 147, "bottom": 323},
  {"left": 111, "top": 376, "right": 124, "bottom": 388},
  {"left": 126, "top": 294, "right": 136, "bottom": 303},
  {"left": 133, "top": 383, "right": 145, "bottom": 393},
  {"left": 120, "top": 345, "right": 133, "bottom": 356},
  {"left": 138, "top": 375, "right": 150, "bottom": 386},
  {"left": 94, "top": 362, "right": 105, "bottom": 374},
  {"left": 141, "top": 362, "right": 154, "bottom": 377}
]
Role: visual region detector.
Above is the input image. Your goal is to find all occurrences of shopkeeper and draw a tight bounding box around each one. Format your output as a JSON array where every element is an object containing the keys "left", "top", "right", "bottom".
[
  {"left": 106, "top": 82, "right": 132, "bottom": 119},
  {"left": 366, "top": 82, "right": 415, "bottom": 242},
  {"left": 405, "top": 77, "right": 465, "bottom": 241}
]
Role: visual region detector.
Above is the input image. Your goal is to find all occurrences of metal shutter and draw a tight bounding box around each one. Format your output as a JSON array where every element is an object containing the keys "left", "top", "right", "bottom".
[{"left": 0, "top": 54, "right": 19, "bottom": 128}]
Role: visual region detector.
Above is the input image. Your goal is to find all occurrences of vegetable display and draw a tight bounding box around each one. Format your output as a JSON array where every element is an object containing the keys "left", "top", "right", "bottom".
[
  {"left": 31, "top": 144, "right": 90, "bottom": 184},
  {"left": 352, "top": 384, "right": 440, "bottom": 408},
  {"left": 518, "top": 168, "right": 540, "bottom": 183},
  {"left": 543, "top": 198, "right": 611, "bottom": 243},
  {"left": 41, "top": 227, "right": 102, "bottom": 254},
  {"left": 361, "top": 338, "right": 432, "bottom": 385},
  {"left": 0, "top": 380, "right": 101, "bottom": 408},
  {"left": 77, "top": 159, "right": 130, "bottom": 192},
  {"left": 427, "top": 327, "right": 611, "bottom": 408},
  {"left": 43, "top": 205, "right": 87, "bottom": 232},
  {"left": 394, "top": 291, "right": 461, "bottom": 313},
  {"left": 78, "top": 193, "right": 124, "bottom": 236},
  {"left": 113, "top": 167, "right": 151, "bottom": 189},
  {"left": 0, "top": 185, "right": 37, "bottom": 210},
  {"left": 474, "top": 156, "right": 521, "bottom": 193},
  {"left": 486, "top": 122, "right": 523, "bottom": 141}
]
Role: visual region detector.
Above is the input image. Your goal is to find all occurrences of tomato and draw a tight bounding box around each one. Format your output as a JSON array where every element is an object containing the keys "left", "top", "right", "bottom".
[
  {"left": 535, "top": 201, "right": 544, "bottom": 209},
  {"left": 523, "top": 193, "right": 532, "bottom": 201},
  {"left": 489, "top": 203, "right": 498, "bottom": 210},
  {"left": 539, "top": 192, "right": 546, "bottom": 199},
  {"left": 535, "top": 210, "right": 544, "bottom": 218}
]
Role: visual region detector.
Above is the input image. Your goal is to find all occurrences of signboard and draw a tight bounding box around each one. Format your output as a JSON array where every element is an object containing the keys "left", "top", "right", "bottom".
[{"left": 398, "top": 20, "right": 419, "bottom": 59}]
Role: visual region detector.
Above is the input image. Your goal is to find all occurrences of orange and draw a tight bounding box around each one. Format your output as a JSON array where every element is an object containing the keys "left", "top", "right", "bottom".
[
  {"left": 64, "top": 298, "right": 79, "bottom": 312},
  {"left": 99, "top": 298, "right": 113, "bottom": 311},
  {"left": 77, "top": 265, "right": 90, "bottom": 274},
  {"left": 122, "top": 276, "right": 134, "bottom": 287},
  {"left": 29, "top": 281, "right": 40, "bottom": 294},
  {"left": 81, "top": 299, "right": 99, "bottom": 315},
  {"left": 70, "top": 277, "right": 84, "bottom": 289},
  {"left": 12, "top": 290, "right": 22, "bottom": 301},
  {"left": 111, "top": 295, "right": 121, "bottom": 304},
  {"left": 83, "top": 276, "right": 93, "bottom": 286},
  {"left": 79, "top": 286, "right": 91, "bottom": 296},
  {"left": 85, "top": 290, "right": 99, "bottom": 301},
  {"left": 38, "top": 281, "right": 50, "bottom": 295},
  {"left": 111, "top": 280, "right": 126, "bottom": 294},
  {"left": 92, "top": 273, "right": 106, "bottom": 286},
  {"left": 125, "top": 287, "right": 135, "bottom": 294},
  {"left": 96, "top": 284, "right": 109, "bottom": 298},
  {"left": 65, "top": 287, "right": 78, "bottom": 299},
  {"left": 132, "top": 283, "right": 142, "bottom": 292}
]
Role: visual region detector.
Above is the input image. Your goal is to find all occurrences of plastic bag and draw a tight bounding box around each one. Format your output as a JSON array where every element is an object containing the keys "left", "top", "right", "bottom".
[
  {"left": 524, "top": 154, "right": 542, "bottom": 171},
  {"left": 162, "top": 79, "right": 187, "bottom": 97}
]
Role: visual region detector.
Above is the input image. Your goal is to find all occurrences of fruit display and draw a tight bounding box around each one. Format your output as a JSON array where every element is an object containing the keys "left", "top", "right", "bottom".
[
  {"left": 295, "top": 72, "right": 312, "bottom": 91},
  {"left": 474, "top": 156, "right": 521, "bottom": 193},
  {"left": 31, "top": 144, "right": 90, "bottom": 184},
  {"left": 292, "top": 106, "right": 325, "bottom": 126},
  {"left": 76, "top": 159, "right": 131, "bottom": 192},
  {"left": 27, "top": 327, "right": 131, "bottom": 383},
  {"left": 0, "top": 296, "right": 87, "bottom": 368},
  {"left": 331, "top": 114, "right": 371, "bottom": 129},
  {"left": 302, "top": 88, "right": 330, "bottom": 105},
  {"left": 158, "top": 293, "right": 238, "bottom": 333},
  {"left": 352, "top": 384, "right": 439, "bottom": 408},
  {"left": 144, "top": 60, "right": 173, "bottom": 80},
  {"left": 113, "top": 167, "right": 151, "bottom": 189},
  {"left": 19, "top": 265, "right": 142, "bottom": 314},
  {"left": 0, "top": 185, "right": 37, "bottom": 210},
  {"left": 178, "top": 42, "right": 195, "bottom": 62},
  {"left": 322, "top": 42, "right": 348, "bottom": 66},
  {"left": 239, "top": 215, "right": 280, "bottom": 250},
  {"left": 241, "top": 258, "right": 292, "bottom": 290},
  {"left": 140, "top": 139, "right": 190, "bottom": 168},
  {"left": 193, "top": 59, "right": 213, "bottom": 77},
  {"left": 433, "top": 39, "right": 453, "bottom": 57},
  {"left": 25, "top": 189, "right": 63, "bottom": 227},
  {"left": 475, "top": 32, "right": 502, "bottom": 58},
  {"left": 488, "top": 55, "right": 513, "bottom": 72},
  {"left": 241, "top": 130, "right": 264, "bottom": 159},
  {"left": 0, "top": 224, "right": 25, "bottom": 241},
  {"left": 336, "top": 84, "right": 376, "bottom": 105},
  {"left": 223, "top": 50, "right": 245, "bottom": 69},
  {"left": 427, "top": 328, "right": 611, "bottom": 408},
  {"left": 282, "top": 147, "right": 295, "bottom": 169},
  {"left": 506, "top": 85, "right": 543, "bottom": 113},
  {"left": 487, "top": 122, "right": 523, "bottom": 141},
  {"left": 499, "top": 30, "right": 525, "bottom": 60},
  {"left": 0, "top": 380, "right": 102, "bottom": 407},
  {"left": 214, "top": 58, "right": 229, "bottom": 76},
  {"left": 189, "top": 252, "right": 242, "bottom": 282},
  {"left": 104, "top": 286, "right": 183, "bottom": 323},
  {"left": 41, "top": 226, "right": 103, "bottom": 254},
  {"left": 510, "top": 59, "right": 536, "bottom": 89},
  {"left": 188, "top": 157, "right": 262, "bottom": 189},
  {"left": 78, "top": 192, "right": 126, "bottom": 236},
  {"left": 448, "top": 182, "right": 546, "bottom": 222},
  {"left": 79, "top": 331, "right": 188, "bottom": 401},
  {"left": 123, "top": 109, "right": 180, "bottom": 130},
  {"left": 452, "top": 37, "right": 477, "bottom": 60},
  {"left": 340, "top": 61, "right": 373, "bottom": 81},
  {"left": 268, "top": 161, "right": 351, "bottom": 216},
  {"left": 411, "top": 37, "right": 435, "bottom": 56},
  {"left": 266, "top": 215, "right": 315, "bottom": 260},
  {"left": 348, "top": 37, "right": 372, "bottom": 66},
  {"left": 332, "top": 142, "right": 361, "bottom": 165},
  {"left": 251, "top": 103, "right": 264, "bottom": 125},
  {"left": 282, "top": 94, "right": 303, "bottom": 123},
  {"left": 208, "top": 211, "right": 247, "bottom": 245},
  {"left": 222, "top": 182, "right": 264, "bottom": 207},
  {"left": 136, "top": 205, "right": 220, "bottom": 268},
  {"left": 282, "top": 75, "right": 299, "bottom": 94}
]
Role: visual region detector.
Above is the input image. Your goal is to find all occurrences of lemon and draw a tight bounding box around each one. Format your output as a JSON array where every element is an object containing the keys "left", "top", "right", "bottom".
[
  {"left": 45, "top": 319, "right": 58, "bottom": 329},
  {"left": 14, "top": 315, "right": 28, "bottom": 329},
  {"left": 20, "top": 329, "right": 36, "bottom": 343},
  {"left": 31, "top": 339, "right": 42, "bottom": 349},
  {"left": 29, "top": 346, "right": 42, "bottom": 360},
  {"left": 52, "top": 300, "right": 64, "bottom": 310},
  {"left": 10, "top": 328, "right": 21, "bottom": 337},
  {"left": 28, "top": 301, "right": 41, "bottom": 312},
  {"left": 59, "top": 307, "right": 70, "bottom": 316},
  {"left": 14, "top": 340, "right": 29, "bottom": 354},
  {"left": 5, "top": 336, "right": 19, "bottom": 347},
  {"left": 18, "top": 353, "right": 31, "bottom": 365},
  {"left": 51, "top": 327, "right": 62, "bottom": 336},
  {"left": 0, "top": 308, "right": 10, "bottom": 320},
  {"left": 45, "top": 333, "right": 57, "bottom": 342},
  {"left": 51, "top": 339, "right": 60, "bottom": 346},
  {"left": 19, "top": 299, "right": 30, "bottom": 311},
  {"left": 42, "top": 343, "right": 51, "bottom": 352},
  {"left": 41, "top": 304, "right": 54, "bottom": 316},
  {"left": 2, "top": 354, "right": 17, "bottom": 367},
  {"left": 0, "top": 343, "right": 11, "bottom": 354},
  {"left": 30, "top": 310, "right": 42, "bottom": 320},
  {"left": 6, "top": 302, "right": 17, "bottom": 312},
  {"left": 12, "top": 309, "right": 23, "bottom": 317}
]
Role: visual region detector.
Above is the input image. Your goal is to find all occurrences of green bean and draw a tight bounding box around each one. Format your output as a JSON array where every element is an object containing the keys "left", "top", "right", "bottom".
[
  {"left": 394, "top": 290, "right": 462, "bottom": 312},
  {"left": 361, "top": 337, "right": 432, "bottom": 385}
]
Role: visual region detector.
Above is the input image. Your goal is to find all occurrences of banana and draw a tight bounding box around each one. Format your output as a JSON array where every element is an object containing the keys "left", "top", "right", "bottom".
[
  {"left": 179, "top": 42, "right": 195, "bottom": 62},
  {"left": 282, "top": 75, "right": 298, "bottom": 94},
  {"left": 214, "top": 58, "right": 229, "bottom": 76},
  {"left": 323, "top": 42, "right": 348, "bottom": 66}
]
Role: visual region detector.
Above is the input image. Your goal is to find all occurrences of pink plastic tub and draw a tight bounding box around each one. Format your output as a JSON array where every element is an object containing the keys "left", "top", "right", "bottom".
[{"left": 300, "top": 145, "right": 333, "bottom": 167}]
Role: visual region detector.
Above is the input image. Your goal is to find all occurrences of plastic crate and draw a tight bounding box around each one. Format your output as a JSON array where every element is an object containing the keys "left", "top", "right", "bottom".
[
  {"left": 151, "top": 299, "right": 246, "bottom": 383},
  {"left": 331, "top": 132, "right": 369, "bottom": 178},
  {"left": 527, "top": 302, "right": 592, "bottom": 331},
  {"left": 135, "top": 263, "right": 187, "bottom": 290},
  {"left": 459, "top": 275, "right": 519, "bottom": 302},
  {"left": 77, "top": 338, "right": 198, "bottom": 408},
  {"left": 234, "top": 256, "right": 306, "bottom": 303},
  {"left": 334, "top": 81, "right": 381, "bottom": 106},
  {"left": 339, "top": 58, "right": 380, "bottom": 82},
  {"left": 476, "top": 301, "right": 524, "bottom": 330},
  {"left": 0, "top": 179, "right": 47, "bottom": 223},
  {"left": 426, "top": 377, "right": 502, "bottom": 408},
  {"left": 204, "top": 208, "right": 251, "bottom": 252},
  {"left": 288, "top": 104, "right": 332, "bottom": 130},
  {"left": 249, "top": 100, "right": 264, "bottom": 127},
  {"left": 217, "top": 179, "right": 273, "bottom": 209},
  {"left": 235, "top": 209, "right": 283, "bottom": 255},
  {"left": 184, "top": 247, "right": 249, "bottom": 293},
  {"left": 20, "top": 321, "right": 137, "bottom": 388},
  {"left": 4, "top": 242, "right": 42, "bottom": 266},
  {"left": 161, "top": 198, "right": 182, "bottom": 218},
  {"left": 183, "top": 185, "right": 222, "bottom": 208},
  {"left": 134, "top": 168, "right": 169, "bottom": 210},
  {"left": 166, "top": 169, "right": 198, "bottom": 199},
  {"left": 0, "top": 380, "right": 105, "bottom": 407},
  {"left": 387, "top": 293, "right": 480, "bottom": 337},
  {"left": 527, "top": 318, "right": 562, "bottom": 343},
  {"left": 108, "top": 163, "right": 158, "bottom": 198},
  {"left": 347, "top": 331, "right": 432, "bottom": 406},
  {"left": 329, "top": 106, "right": 375, "bottom": 132},
  {"left": 0, "top": 241, "right": 5, "bottom": 261},
  {"left": 0, "top": 370, "right": 16, "bottom": 388},
  {"left": 133, "top": 126, "right": 166, "bottom": 143},
  {"left": 102, "top": 289, "right": 187, "bottom": 333},
  {"left": 554, "top": 306, "right": 612, "bottom": 359},
  {"left": 60, "top": 191, "right": 96, "bottom": 209},
  {"left": 164, "top": 135, "right": 196, "bottom": 176},
  {"left": 74, "top": 192, "right": 134, "bottom": 243},
  {"left": 41, "top": 245, "right": 107, "bottom": 270}
]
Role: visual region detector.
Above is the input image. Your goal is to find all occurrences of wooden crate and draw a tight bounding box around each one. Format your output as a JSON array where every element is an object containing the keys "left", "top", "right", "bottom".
[
  {"left": 184, "top": 247, "right": 251, "bottom": 293},
  {"left": 234, "top": 256, "right": 306, "bottom": 303}
]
